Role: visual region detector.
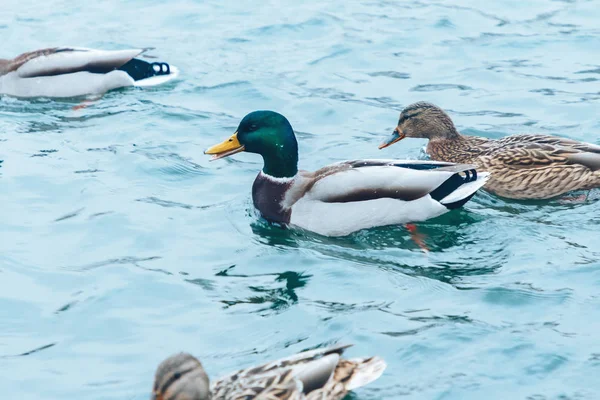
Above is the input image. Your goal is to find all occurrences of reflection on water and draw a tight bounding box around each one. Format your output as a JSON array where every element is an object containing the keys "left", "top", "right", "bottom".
[
  {"left": 216, "top": 268, "right": 311, "bottom": 313},
  {"left": 250, "top": 208, "right": 506, "bottom": 287}
]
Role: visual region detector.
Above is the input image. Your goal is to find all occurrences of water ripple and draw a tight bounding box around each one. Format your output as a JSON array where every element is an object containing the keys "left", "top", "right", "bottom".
[{"left": 410, "top": 84, "right": 473, "bottom": 92}]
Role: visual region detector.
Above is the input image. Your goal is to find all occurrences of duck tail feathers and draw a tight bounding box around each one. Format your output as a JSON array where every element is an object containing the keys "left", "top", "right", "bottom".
[
  {"left": 119, "top": 57, "right": 175, "bottom": 82},
  {"left": 439, "top": 171, "right": 489, "bottom": 208},
  {"left": 344, "top": 356, "right": 387, "bottom": 391}
]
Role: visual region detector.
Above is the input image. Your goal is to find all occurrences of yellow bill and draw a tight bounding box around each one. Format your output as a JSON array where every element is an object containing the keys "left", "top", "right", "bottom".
[{"left": 204, "top": 132, "right": 245, "bottom": 161}]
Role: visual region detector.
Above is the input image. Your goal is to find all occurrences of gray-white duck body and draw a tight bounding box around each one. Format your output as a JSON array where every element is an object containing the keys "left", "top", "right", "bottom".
[{"left": 0, "top": 47, "right": 178, "bottom": 98}]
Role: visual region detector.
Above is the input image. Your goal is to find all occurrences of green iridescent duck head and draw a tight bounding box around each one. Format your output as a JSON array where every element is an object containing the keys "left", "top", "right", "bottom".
[{"left": 205, "top": 110, "right": 299, "bottom": 178}]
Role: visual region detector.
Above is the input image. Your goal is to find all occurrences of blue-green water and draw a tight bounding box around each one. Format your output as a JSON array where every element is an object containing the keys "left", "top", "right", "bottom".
[{"left": 2, "top": 1, "right": 600, "bottom": 399}]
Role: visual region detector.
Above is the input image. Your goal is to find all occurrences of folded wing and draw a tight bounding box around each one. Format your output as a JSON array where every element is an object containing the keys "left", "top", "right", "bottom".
[
  {"left": 14, "top": 47, "right": 146, "bottom": 78},
  {"left": 305, "top": 160, "right": 481, "bottom": 203},
  {"left": 487, "top": 137, "right": 600, "bottom": 172},
  {"left": 213, "top": 344, "right": 353, "bottom": 399}
]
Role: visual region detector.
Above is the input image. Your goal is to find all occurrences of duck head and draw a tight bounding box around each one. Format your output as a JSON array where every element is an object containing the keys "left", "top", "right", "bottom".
[
  {"left": 379, "top": 102, "right": 459, "bottom": 149},
  {"left": 151, "top": 353, "right": 210, "bottom": 400},
  {"left": 205, "top": 110, "right": 299, "bottom": 178}
]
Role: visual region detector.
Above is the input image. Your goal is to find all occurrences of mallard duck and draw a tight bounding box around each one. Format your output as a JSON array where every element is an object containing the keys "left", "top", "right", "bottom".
[
  {"left": 151, "top": 344, "right": 386, "bottom": 400},
  {"left": 0, "top": 47, "right": 178, "bottom": 98},
  {"left": 205, "top": 111, "right": 489, "bottom": 237},
  {"left": 379, "top": 102, "right": 600, "bottom": 200}
]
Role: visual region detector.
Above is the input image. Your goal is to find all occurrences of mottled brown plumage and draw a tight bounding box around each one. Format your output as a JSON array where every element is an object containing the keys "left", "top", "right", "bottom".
[
  {"left": 151, "top": 344, "right": 386, "bottom": 400},
  {"left": 383, "top": 102, "right": 600, "bottom": 199}
]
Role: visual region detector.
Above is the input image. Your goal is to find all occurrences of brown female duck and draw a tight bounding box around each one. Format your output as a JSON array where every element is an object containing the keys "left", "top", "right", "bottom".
[
  {"left": 151, "top": 344, "right": 386, "bottom": 400},
  {"left": 379, "top": 102, "right": 600, "bottom": 200}
]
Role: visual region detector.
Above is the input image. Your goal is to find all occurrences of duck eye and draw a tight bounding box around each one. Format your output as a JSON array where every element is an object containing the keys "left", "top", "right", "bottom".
[
  {"left": 249, "top": 124, "right": 258, "bottom": 131},
  {"left": 400, "top": 112, "right": 419, "bottom": 123}
]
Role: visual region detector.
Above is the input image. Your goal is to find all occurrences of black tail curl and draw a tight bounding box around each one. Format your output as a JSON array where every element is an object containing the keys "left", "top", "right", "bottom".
[
  {"left": 430, "top": 167, "right": 479, "bottom": 209},
  {"left": 118, "top": 58, "right": 171, "bottom": 81}
]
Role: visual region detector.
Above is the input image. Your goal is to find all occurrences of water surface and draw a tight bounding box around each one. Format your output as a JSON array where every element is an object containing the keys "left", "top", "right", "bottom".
[{"left": 1, "top": 1, "right": 600, "bottom": 399}]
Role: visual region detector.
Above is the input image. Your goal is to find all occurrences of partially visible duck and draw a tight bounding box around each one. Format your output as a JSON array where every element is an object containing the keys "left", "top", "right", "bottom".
[
  {"left": 151, "top": 344, "right": 386, "bottom": 400},
  {"left": 204, "top": 110, "right": 489, "bottom": 237},
  {"left": 0, "top": 47, "right": 178, "bottom": 98},
  {"left": 379, "top": 102, "right": 600, "bottom": 200}
]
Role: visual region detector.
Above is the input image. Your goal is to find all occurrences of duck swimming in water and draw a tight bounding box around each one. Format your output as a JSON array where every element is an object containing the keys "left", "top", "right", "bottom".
[
  {"left": 379, "top": 102, "right": 600, "bottom": 200},
  {"left": 0, "top": 47, "right": 178, "bottom": 98},
  {"left": 205, "top": 110, "right": 489, "bottom": 237},
  {"left": 151, "top": 344, "right": 385, "bottom": 400}
]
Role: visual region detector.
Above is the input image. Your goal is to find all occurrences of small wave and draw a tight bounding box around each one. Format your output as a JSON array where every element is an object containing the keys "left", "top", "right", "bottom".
[
  {"left": 482, "top": 285, "right": 573, "bottom": 307},
  {"left": 368, "top": 71, "right": 411, "bottom": 79},
  {"left": 136, "top": 196, "right": 194, "bottom": 210},
  {"left": 410, "top": 84, "right": 473, "bottom": 92}
]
